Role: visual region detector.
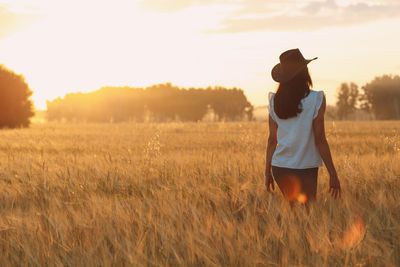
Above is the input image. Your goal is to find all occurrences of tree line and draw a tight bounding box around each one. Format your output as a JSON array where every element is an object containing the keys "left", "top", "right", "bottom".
[
  {"left": 1, "top": 62, "right": 400, "bottom": 128},
  {"left": 335, "top": 75, "right": 400, "bottom": 120},
  {"left": 46, "top": 83, "right": 254, "bottom": 122}
]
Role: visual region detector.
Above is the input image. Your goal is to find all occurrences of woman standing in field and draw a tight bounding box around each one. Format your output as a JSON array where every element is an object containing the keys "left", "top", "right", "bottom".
[{"left": 265, "top": 48, "right": 341, "bottom": 205}]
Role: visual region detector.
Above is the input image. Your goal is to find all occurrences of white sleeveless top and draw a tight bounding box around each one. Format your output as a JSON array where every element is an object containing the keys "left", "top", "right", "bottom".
[{"left": 268, "top": 90, "right": 324, "bottom": 169}]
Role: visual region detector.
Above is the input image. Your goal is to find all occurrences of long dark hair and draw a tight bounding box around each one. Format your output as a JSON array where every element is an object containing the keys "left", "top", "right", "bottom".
[{"left": 274, "top": 67, "right": 313, "bottom": 119}]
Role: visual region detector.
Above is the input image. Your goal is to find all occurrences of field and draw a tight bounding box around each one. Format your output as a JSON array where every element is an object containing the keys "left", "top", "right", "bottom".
[{"left": 0, "top": 121, "right": 399, "bottom": 266}]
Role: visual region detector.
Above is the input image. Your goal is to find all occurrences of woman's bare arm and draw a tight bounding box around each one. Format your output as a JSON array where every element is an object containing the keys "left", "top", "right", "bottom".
[
  {"left": 312, "top": 96, "right": 341, "bottom": 198},
  {"left": 265, "top": 115, "right": 278, "bottom": 191}
]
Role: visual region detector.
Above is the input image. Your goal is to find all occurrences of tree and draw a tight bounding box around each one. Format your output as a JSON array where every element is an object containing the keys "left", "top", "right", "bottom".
[
  {"left": 360, "top": 75, "right": 400, "bottom": 120},
  {"left": 207, "top": 87, "right": 251, "bottom": 121},
  {"left": 325, "top": 105, "right": 338, "bottom": 120},
  {"left": 0, "top": 65, "right": 34, "bottom": 128},
  {"left": 175, "top": 89, "right": 209, "bottom": 122},
  {"left": 146, "top": 83, "right": 180, "bottom": 122},
  {"left": 245, "top": 103, "right": 254, "bottom": 121},
  {"left": 336, "top": 82, "right": 359, "bottom": 120}
]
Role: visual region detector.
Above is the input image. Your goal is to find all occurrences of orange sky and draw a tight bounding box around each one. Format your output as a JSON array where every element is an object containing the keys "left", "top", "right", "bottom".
[{"left": 0, "top": 0, "right": 399, "bottom": 109}]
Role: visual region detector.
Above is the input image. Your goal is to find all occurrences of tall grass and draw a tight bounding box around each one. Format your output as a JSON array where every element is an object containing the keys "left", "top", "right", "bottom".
[{"left": 0, "top": 122, "right": 398, "bottom": 266}]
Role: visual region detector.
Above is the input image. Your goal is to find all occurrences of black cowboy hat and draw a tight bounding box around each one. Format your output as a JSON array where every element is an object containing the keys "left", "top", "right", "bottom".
[{"left": 271, "top": 48, "right": 317, "bottom": 83}]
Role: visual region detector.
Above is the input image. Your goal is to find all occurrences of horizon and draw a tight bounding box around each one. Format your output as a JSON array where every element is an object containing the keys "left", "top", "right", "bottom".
[{"left": 1, "top": 0, "right": 400, "bottom": 109}]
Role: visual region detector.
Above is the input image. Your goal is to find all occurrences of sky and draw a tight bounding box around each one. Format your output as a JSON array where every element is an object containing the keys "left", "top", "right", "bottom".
[{"left": 0, "top": 0, "right": 400, "bottom": 109}]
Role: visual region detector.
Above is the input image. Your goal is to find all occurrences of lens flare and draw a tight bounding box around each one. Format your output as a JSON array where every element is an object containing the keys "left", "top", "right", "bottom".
[
  {"left": 279, "top": 175, "right": 301, "bottom": 202},
  {"left": 297, "top": 193, "right": 307, "bottom": 204},
  {"left": 341, "top": 217, "right": 366, "bottom": 249}
]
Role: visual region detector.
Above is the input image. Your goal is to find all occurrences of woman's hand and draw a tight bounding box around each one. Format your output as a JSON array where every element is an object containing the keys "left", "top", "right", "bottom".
[
  {"left": 329, "top": 171, "right": 341, "bottom": 199},
  {"left": 265, "top": 172, "right": 275, "bottom": 192}
]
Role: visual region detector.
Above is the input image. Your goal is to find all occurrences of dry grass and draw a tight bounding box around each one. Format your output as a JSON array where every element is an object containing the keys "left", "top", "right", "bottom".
[{"left": 0, "top": 121, "right": 399, "bottom": 266}]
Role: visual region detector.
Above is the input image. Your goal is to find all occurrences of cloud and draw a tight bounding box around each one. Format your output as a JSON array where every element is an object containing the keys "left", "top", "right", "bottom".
[
  {"left": 140, "top": 0, "right": 193, "bottom": 12},
  {"left": 137, "top": 0, "right": 400, "bottom": 32},
  {"left": 210, "top": 0, "right": 400, "bottom": 33},
  {"left": 139, "top": 0, "right": 238, "bottom": 12},
  {"left": 0, "top": 6, "right": 38, "bottom": 39}
]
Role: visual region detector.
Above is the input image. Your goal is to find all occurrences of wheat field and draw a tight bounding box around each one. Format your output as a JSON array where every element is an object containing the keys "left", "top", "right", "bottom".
[{"left": 0, "top": 121, "right": 399, "bottom": 266}]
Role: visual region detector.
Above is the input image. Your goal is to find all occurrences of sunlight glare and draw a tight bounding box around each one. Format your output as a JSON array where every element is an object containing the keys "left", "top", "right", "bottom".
[
  {"left": 297, "top": 193, "right": 307, "bottom": 204},
  {"left": 279, "top": 175, "right": 301, "bottom": 202},
  {"left": 0, "top": 0, "right": 232, "bottom": 109},
  {"left": 341, "top": 217, "right": 366, "bottom": 249}
]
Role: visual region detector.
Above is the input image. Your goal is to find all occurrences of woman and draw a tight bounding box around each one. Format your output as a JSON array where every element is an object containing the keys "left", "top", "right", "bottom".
[{"left": 265, "top": 48, "right": 341, "bottom": 204}]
